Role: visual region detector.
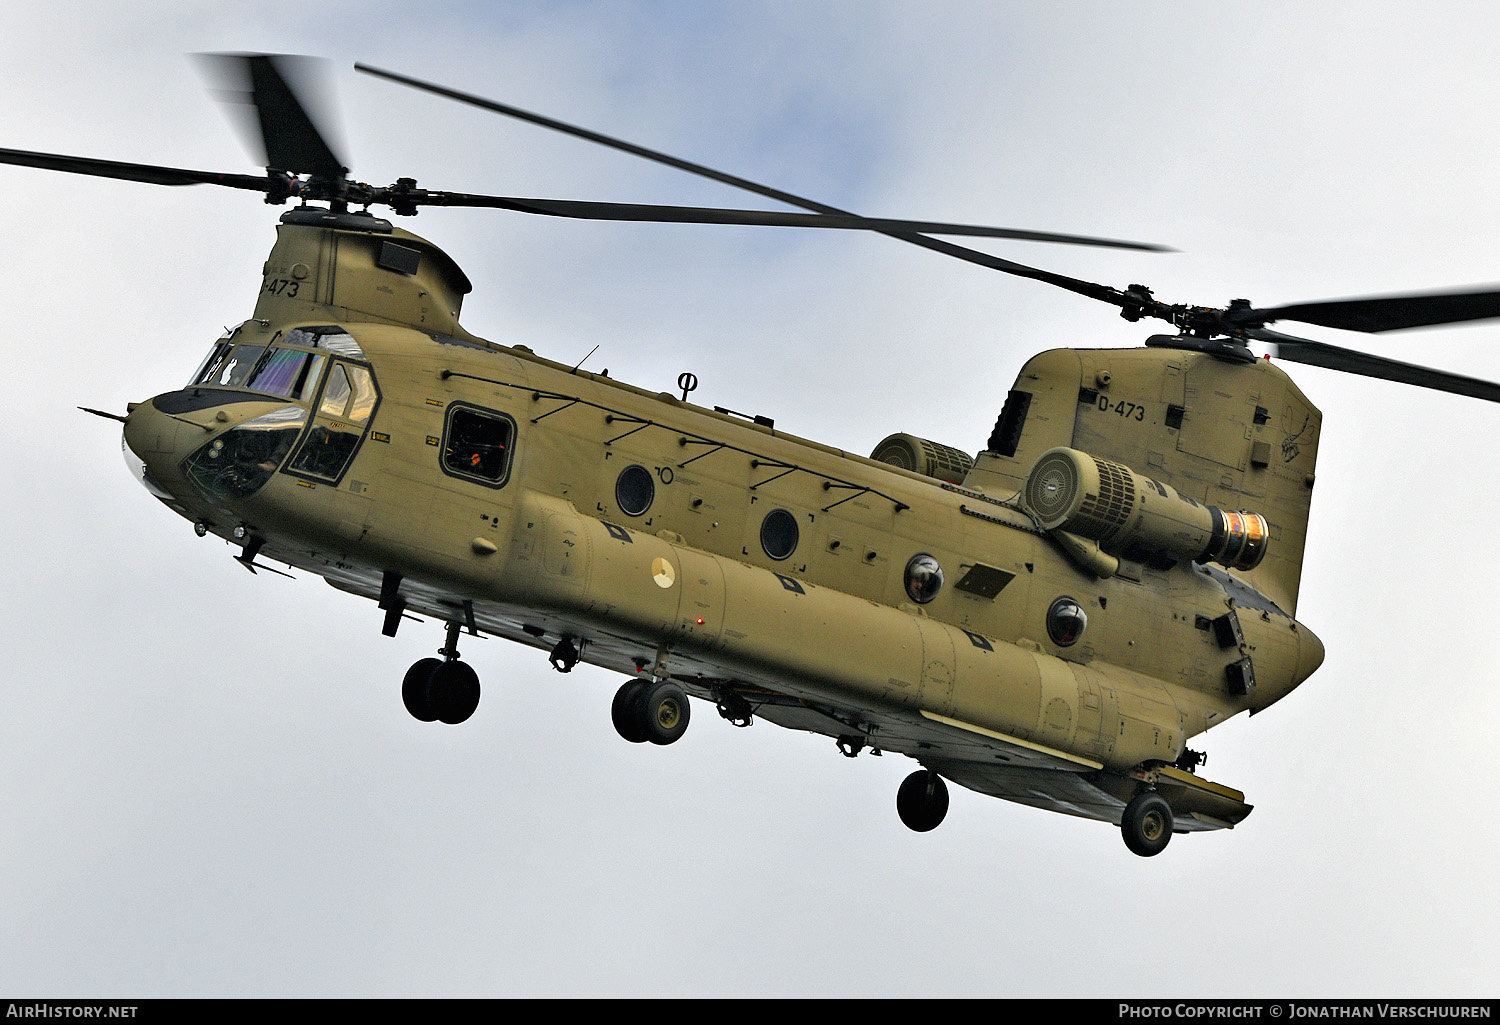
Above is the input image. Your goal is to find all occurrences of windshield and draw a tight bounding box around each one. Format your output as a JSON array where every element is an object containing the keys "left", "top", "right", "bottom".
[
  {"left": 189, "top": 343, "right": 326, "bottom": 402},
  {"left": 186, "top": 326, "right": 363, "bottom": 402}
]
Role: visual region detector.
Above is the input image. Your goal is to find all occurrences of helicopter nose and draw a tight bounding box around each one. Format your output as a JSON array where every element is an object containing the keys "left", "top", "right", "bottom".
[{"left": 121, "top": 396, "right": 211, "bottom": 500}]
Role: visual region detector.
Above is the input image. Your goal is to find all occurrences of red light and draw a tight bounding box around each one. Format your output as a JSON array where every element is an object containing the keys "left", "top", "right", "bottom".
[{"left": 695, "top": 617, "right": 705, "bottom": 625}]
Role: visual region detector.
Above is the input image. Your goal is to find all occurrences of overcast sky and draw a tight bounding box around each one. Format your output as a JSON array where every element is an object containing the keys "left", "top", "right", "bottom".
[{"left": 2, "top": 1, "right": 1497, "bottom": 999}]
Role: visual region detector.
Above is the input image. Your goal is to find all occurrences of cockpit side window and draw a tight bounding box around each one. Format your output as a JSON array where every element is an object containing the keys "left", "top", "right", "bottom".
[
  {"left": 345, "top": 365, "right": 377, "bottom": 423},
  {"left": 315, "top": 363, "right": 376, "bottom": 424},
  {"left": 285, "top": 358, "right": 381, "bottom": 485},
  {"left": 318, "top": 364, "right": 352, "bottom": 419}
]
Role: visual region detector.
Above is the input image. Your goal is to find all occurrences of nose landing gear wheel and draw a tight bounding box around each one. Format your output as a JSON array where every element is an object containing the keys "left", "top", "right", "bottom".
[
  {"left": 1120, "top": 792, "right": 1174, "bottom": 857},
  {"left": 896, "top": 769, "right": 949, "bottom": 832}
]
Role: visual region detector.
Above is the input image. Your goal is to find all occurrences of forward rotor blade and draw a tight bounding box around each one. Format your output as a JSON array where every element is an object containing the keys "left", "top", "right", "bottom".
[
  {"left": 414, "top": 191, "right": 1169, "bottom": 246},
  {"left": 1250, "top": 328, "right": 1500, "bottom": 402},
  {"left": 0, "top": 146, "right": 272, "bottom": 192},
  {"left": 354, "top": 62, "right": 1167, "bottom": 302},
  {"left": 1234, "top": 287, "right": 1500, "bottom": 334},
  {"left": 202, "top": 53, "right": 346, "bottom": 177}
]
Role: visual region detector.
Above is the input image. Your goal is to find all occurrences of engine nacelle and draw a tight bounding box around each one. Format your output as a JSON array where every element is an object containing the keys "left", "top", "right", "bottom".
[
  {"left": 1022, "top": 447, "right": 1269, "bottom": 571},
  {"left": 870, "top": 433, "right": 975, "bottom": 485}
]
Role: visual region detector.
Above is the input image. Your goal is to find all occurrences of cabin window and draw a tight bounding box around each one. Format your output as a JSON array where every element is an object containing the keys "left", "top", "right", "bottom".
[
  {"left": 1046, "top": 596, "right": 1087, "bottom": 646},
  {"left": 904, "top": 553, "right": 944, "bottom": 604},
  {"left": 760, "top": 508, "right": 799, "bottom": 561},
  {"left": 441, "top": 404, "right": 515, "bottom": 487},
  {"left": 615, "top": 465, "right": 655, "bottom": 517}
]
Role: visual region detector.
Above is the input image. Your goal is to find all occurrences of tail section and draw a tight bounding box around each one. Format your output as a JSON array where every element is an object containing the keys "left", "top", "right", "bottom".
[{"left": 964, "top": 345, "right": 1321, "bottom": 614}]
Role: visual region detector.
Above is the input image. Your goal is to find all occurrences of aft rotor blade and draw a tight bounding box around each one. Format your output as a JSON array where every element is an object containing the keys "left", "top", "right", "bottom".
[
  {"left": 203, "top": 53, "right": 346, "bottom": 177},
  {"left": 415, "top": 191, "right": 1169, "bottom": 247},
  {"left": 0, "top": 146, "right": 273, "bottom": 192},
  {"left": 1233, "top": 287, "right": 1500, "bottom": 334},
  {"left": 354, "top": 62, "right": 1163, "bottom": 304},
  {"left": 1250, "top": 328, "right": 1500, "bottom": 402}
]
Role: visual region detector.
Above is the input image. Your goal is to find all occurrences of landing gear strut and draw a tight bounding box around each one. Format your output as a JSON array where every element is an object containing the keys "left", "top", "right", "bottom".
[
  {"left": 896, "top": 769, "right": 949, "bottom": 832},
  {"left": 402, "top": 620, "right": 481, "bottom": 725},
  {"left": 1120, "top": 791, "right": 1174, "bottom": 857},
  {"left": 611, "top": 678, "right": 691, "bottom": 745}
]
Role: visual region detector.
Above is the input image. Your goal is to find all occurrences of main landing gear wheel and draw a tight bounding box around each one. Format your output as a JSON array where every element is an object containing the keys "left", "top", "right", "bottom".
[
  {"left": 402, "top": 657, "right": 481, "bottom": 725},
  {"left": 896, "top": 769, "right": 949, "bottom": 832},
  {"left": 611, "top": 678, "right": 690, "bottom": 745},
  {"left": 429, "top": 660, "right": 481, "bottom": 725},
  {"left": 401, "top": 620, "right": 482, "bottom": 725},
  {"left": 1121, "top": 791, "right": 1174, "bottom": 857},
  {"left": 402, "top": 658, "right": 442, "bottom": 722}
]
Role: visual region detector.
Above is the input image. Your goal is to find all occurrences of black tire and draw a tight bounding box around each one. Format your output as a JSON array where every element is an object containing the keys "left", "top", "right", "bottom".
[
  {"left": 638, "top": 680, "right": 691, "bottom": 746},
  {"left": 1121, "top": 791, "right": 1174, "bottom": 857},
  {"left": 896, "top": 769, "right": 949, "bottom": 832},
  {"left": 611, "top": 679, "right": 650, "bottom": 743},
  {"left": 402, "top": 658, "right": 441, "bottom": 722},
  {"left": 429, "top": 660, "right": 481, "bottom": 725}
]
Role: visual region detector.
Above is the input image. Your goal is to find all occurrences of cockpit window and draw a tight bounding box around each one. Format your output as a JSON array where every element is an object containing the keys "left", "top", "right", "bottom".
[
  {"left": 181, "top": 405, "right": 308, "bottom": 501},
  {"left": 283, "top": 326, "right": 365, "bottom": 360},
  {"left": 247, "top": 348, "right": 325, "bottom": 401},
  {"left": 189, "top": 323, "right": 363, "bottom": 397},
  {"left": 208, "top": 345, "right": 266, "bottom": 389},
  {"left": 286, "top": 359, "right": 381, "bottom": 485},
  {"left": 189, "top": 341, "right": 326, "bottom": 401},
  {"left": 345, "top": 365, "right": 377, "bottom": 423},
  {"left": 319, "top": 364, "right": 352, "bottom": 418},
  {"left": 315, "top": 363, "right": 377, "bottom": 423},
  {"left": 189, "top": 341, "right": 233, "bottom": 388}
]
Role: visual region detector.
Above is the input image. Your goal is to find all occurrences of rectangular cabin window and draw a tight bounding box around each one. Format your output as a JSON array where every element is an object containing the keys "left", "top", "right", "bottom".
[{"left": 442, "top": 405, "right": 515, "bottom": 488}]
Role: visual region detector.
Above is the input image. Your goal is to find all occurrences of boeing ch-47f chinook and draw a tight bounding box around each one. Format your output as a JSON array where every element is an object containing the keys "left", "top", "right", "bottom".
[{"left": 10, "top": 55, "right": 1500, "bottom": 856}]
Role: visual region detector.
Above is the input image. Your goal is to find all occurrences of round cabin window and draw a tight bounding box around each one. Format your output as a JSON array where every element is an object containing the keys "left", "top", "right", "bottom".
[
  {"left": 1046, "top": 596, "right": 1088, "bottom": 647},
  {"left": 760, "top": 508, "right": 799, "bottom": 560},
  {"left": 904, "top": 554, "right": 944, "bottom": 604},
  {"left": 616, "top": 464, "right": 655, "bottom": 517}
]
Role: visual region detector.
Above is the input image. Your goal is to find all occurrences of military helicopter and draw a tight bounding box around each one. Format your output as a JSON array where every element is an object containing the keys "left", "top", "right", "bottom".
[{"left": 8, "top": 54, "right": 1500, "bottom": 857}]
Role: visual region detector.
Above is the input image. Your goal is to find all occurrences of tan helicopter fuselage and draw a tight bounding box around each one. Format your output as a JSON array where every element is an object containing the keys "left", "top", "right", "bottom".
[{"left": 122, "top": 216, "right": 1325, "bottom": 816}]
